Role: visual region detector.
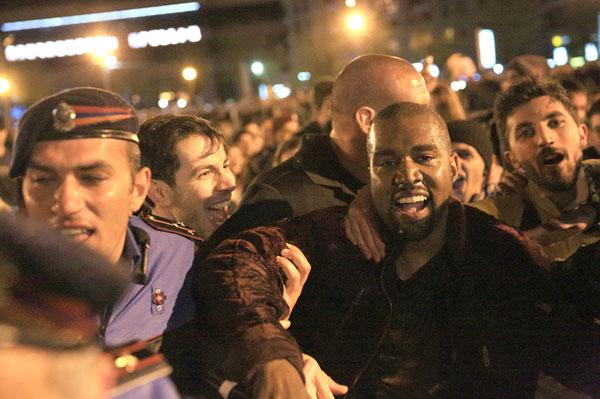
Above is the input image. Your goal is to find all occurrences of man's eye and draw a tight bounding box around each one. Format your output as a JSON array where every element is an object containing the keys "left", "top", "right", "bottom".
[
  {"left": 516, "top": 127, "right": 535, "bottom": 139},
  {"left": 32, "top": 176, "right": 55, "bottom": 184},
  {"left": 377, "top": 159, "right": 399, "bottom": 168},
  {"left": 417, "top": 154, "right": 434, "bottom": 163},
  {"left": 197, "top": 170, "right": 213, "bottom": 179},
  {"left": 81, "top": 175, "right": 105, "bottom": 184},
  {"left": 548, "top": 118, "right": 565, "bottom": 129}
]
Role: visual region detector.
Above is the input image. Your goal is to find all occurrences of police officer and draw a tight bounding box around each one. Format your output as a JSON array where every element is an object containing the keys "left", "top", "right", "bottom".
[
  {"left": 9, "top": 87, "right": 198, "bottom": 398},
  {"left": 0, "top": 211, "right": 127, "bottom": 399}
]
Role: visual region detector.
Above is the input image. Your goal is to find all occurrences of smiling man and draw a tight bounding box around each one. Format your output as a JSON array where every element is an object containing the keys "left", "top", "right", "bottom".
[
  {"left": 191, "top": 102, "right": 598, "bottom": 398},
  {"left": 138, "top": 114, "right": 236, "bottom": 240},
  {"left": 9, "top": 87, "right": 198, "bottom": 398}
]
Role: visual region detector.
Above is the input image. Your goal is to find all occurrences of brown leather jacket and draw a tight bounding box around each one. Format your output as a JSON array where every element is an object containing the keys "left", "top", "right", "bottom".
[{"left": 175, "top": 201, "right": 598, "bottom": 398}]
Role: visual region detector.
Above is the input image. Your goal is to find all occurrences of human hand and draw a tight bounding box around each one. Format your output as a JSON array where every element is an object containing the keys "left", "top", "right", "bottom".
[
  {"left": 344, "top": 185, "right": 385, "bottom": 262},
  {"left": 524, "top": 204, "right": 597, "bottom": 246},
  {"left": 496, "top": 168, "right": 528, "bottom": 196},
  {"left": 302, "top": 353, "right": 348, "bottom": 399},
  {"left": 278, "top": 243, "right": 311, "bottom": 320}
]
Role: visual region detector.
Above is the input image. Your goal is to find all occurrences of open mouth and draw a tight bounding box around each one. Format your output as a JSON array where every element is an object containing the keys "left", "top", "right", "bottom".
[
  {"left": 59, "top": 227, "right": 94, "bottom": 242},
  {"left": 453, "top": 176, "right": 466, "bottom": 191},
  {"left": 540, "top": 150, "right": 565, "bottom": 166},
  {"left": 394, "top": 194, "right": 430, "bottom": 217}
]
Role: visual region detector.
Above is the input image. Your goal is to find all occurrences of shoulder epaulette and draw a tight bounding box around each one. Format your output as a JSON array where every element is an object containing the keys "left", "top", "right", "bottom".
[{"left": 139, "top": 213, "right": 204, "bottom": 243}]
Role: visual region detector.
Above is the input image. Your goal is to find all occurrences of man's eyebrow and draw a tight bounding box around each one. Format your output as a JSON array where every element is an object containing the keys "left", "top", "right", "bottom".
[
  {"left": 27, "top": 161, "right": 114, "bottom": 173},
  {"left": 543, "top": 111, "right": 566, "bottom": 120},
  {"left": 77, "top": 161, "right": 114, "bottom": 173},
  {"left": 411, "top": 144, "right": 439, "bottom": 152},
  {"left": 27, "top": 162, "right": 56, "bottom": 173},
  {"left": 373, "top": 149, "right": 397, "bottom": 157}
]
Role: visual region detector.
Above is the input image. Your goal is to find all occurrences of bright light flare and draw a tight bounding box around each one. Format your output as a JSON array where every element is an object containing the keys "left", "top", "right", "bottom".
[
  {"left": 346, "top": 13, "right": 365, "bottom": 32},
  {"left": 0, "top": 78, "right": 9, "bottom": 94},
  {"left": 176, "top": 98, "right": 188, "bottom": 108},
  {"left": 250, "top": 61, "right": 264, "bottom": 76},
  {"left": 182, "top": 66, "right": 197, "bottom": 81},
  {"left": 345, "top": 0, "right": 357, "bottom": 7}
]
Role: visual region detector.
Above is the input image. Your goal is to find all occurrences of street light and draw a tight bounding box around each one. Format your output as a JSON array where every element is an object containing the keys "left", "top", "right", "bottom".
[
  {"left": 250, "top": 61, "right": 264, "bottom": 76},
  {"left": 0, "top": 78, "right": 9, "bottom": 95},
  {"left": 346, "top": 12, "right": 366, "bottom": 32},
  {"left": 182, "top": 66, "right": 197, "bottom": 81}
]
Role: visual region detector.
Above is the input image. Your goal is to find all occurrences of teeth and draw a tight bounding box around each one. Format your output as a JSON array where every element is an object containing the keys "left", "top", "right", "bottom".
[
  {"left": 396, "top": 195, "right": 428, "bottom": 204},
  {"left": 208, "top": 201, "right": 229, "bottom": 210},
  {"left": 60, "top": 228, "right": 89, "bottom": 236}
]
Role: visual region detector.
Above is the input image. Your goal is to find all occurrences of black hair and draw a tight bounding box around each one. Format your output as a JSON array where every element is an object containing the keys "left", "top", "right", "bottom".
[{"left": 138, "top": 114, "right": 226, "bottom": 186}]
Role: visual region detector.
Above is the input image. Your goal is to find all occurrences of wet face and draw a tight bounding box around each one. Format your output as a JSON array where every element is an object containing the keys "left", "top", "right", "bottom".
[
  {"left": 169, "top": 136, "right": 236, "bottom": 239},
  {"left": 370, "top": 113, "right": 458, "bottom": 241},
  {"left": 505, "top": 96, "right": 587, "bottom": 192},
  {"left": 452, "top": 142, "right": 486, "bottom": 203},
  {"left": 22, "top": 139, "right": 148, "bottom": 264}
]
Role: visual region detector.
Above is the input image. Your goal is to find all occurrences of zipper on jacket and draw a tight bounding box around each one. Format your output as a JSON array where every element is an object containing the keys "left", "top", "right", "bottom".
[{"left": 482, "top": 345, "right": 490, "bottom": 368}]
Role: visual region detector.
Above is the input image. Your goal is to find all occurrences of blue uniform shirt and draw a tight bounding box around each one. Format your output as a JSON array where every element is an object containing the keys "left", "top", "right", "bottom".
[{"left": 107, "top": 216, "right": 197, "bottom": 398}]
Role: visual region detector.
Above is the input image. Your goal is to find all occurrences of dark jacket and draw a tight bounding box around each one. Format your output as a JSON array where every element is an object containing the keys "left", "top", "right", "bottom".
[
  {"left": 201, "top": 134, "right": 364, "bottom": 257},
  {"left": 190, "top": 201, "right": 599, "bottom": 398}
]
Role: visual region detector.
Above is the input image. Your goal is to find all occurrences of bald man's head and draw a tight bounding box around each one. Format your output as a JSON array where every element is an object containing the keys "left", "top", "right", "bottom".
[{"left": 331, "top": 54, "right": 430, "bottom": 135}]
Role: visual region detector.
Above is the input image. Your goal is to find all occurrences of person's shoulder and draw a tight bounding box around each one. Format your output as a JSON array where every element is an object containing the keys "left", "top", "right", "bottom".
[
  {"left": 468, "top": 193, "right": 526, "bottom": 228},
  {"left": 464, "top": 205, "right": 549, "bottom": 271},
  {"left": 133, "top": 214, "right": 203, "bottom": 243}
]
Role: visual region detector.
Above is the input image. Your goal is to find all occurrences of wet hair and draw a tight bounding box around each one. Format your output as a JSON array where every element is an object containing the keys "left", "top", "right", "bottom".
[
  {"left": 494, "top": 79, "right": 577, "bottom": 147},
  {"left": 138, "top": 114, "right": 226, "bottom": 186},
  {"left": 369, "top": 102, "right": 451, "bottom": 155}
]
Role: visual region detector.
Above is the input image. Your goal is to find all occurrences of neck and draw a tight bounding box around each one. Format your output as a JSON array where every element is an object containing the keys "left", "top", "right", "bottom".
[
  {"left": 330, "top": 129, "right": 370, "bottom": 183},
  {"left": 395, "top": 211, "right": 448, "bottom": 281},
  {"left": 544, "top": 188, "right": 578, "bottom": 210}
]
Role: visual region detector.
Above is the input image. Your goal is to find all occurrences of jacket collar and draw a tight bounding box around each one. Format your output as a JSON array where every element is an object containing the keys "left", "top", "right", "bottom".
[{"left": 294, "top": 135, "right": 364, "bottom": 194}]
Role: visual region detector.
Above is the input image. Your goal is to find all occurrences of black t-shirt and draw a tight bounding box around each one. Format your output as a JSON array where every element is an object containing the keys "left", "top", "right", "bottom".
[{"left": 354, "top": 249, "right": 453, "bottom": 398}]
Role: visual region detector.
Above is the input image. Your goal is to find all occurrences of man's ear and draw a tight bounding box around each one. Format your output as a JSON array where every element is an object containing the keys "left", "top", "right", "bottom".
[
  {"left": 503, "top": 150, "right": 520, "bottom": 170},
  {"left": 147, "top": 178, "right": 174, "bottom": 210},
  {"left": 578, "top": 123, "right": 588, "bottom": 149},
  {"left": 449, "top": 152, "right": 459, "bottom": 182},
  {"left": 130, "top": 167, "right": 151, "bottom": 213},
  {"left": 355, "top": 106, "right": 377, "bottom": 135}
]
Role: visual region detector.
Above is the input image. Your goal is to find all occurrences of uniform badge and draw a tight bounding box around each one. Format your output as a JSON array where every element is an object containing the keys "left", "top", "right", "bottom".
[
  {"left": 52, "top": 102, "right": 77, "bottom": 132},
  {"left": 152, "top": 288, "right": 167, "bottom": 312}
]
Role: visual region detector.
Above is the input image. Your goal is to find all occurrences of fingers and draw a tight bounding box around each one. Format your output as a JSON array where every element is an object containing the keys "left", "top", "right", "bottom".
[
  {"left": 281, "top": 243, "right": 311, "bottom": 285},
  {"left": 278, "top": 244, "right": 312, "bottom": 318},
  {"left": 302, "top": 354, "right": 348, "bottom": 399},
  {"left": 346, "top": 212, "right": 372, "bottom": 260}
]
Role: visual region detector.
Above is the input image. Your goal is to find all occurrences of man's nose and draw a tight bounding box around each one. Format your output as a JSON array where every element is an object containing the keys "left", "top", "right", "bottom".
[
  {"left": 51, "top": 177, "right": 84, "bottom": 215},
  {"left": 536, "top": 125, "right": 556, "bottom": 147},
  {"left": 218, "top": 168, "right": 237, "bottom": 192},
  {"left": 393, "top": 159, "right": 423, "bottom": 186}
]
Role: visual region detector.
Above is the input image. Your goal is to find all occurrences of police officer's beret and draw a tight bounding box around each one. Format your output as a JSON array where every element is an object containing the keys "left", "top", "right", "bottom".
[
  {"left": 0, "top": 212, "right": 128, "bottom": 348},
  {"left": 9, "top": 87, "right": 139, "bottom": 178}
]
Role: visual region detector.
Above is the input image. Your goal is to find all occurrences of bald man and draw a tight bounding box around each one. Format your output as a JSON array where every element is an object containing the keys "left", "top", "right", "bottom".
[{"left": 204, "top": 54, "right": 430, "bottom": 253}]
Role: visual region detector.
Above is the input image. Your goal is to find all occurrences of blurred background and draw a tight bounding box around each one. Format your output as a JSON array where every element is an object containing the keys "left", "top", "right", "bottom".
[{"left": 0, "top": 0, "right": 598, "bottom": 104}]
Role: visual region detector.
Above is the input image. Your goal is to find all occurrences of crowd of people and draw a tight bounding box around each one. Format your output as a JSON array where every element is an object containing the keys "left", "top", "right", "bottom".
[{"left": 0, "top": 50, "right": 599, "bottom": 399}]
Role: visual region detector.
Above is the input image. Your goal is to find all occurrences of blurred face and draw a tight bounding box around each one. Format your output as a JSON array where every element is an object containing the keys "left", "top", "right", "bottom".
[
  {"left": 570, "top": 91, "right": 588, "bottom": 123},
  {"left": 22, "top": 139, "right": 149, "bottom": 264},
  {"left": 452, "top": 142, "right": 486, "bottom": 203},
  {"left": 227, "top": 145, "right": 246, "bottom": 176},
  {"left": 370, "top": 113, "right": 458, "bottom": 241},
  {"left": 0, "top": 345, "right": 115, "bottom": 399},
  {"left": 589, "top": 114, "right": 600, "bottom": 152},
  {"left": 505, "top": 96, "right": 587, "bottom": 192},
  {"left": 169, "top": 136, "right": 236, "bottom": 239}
]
